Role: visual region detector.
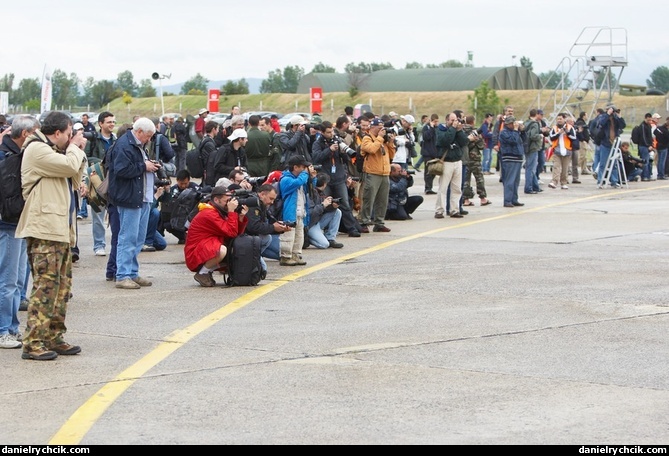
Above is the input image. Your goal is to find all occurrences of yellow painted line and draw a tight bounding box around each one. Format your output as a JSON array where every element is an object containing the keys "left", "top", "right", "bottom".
[{"left": 49, "top": 184, "right": 668, "bottom": 444}]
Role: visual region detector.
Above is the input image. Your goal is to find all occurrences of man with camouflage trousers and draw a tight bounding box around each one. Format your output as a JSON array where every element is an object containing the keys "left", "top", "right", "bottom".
[
  {"left": 17, "top": 111, "right": 88, "bottom": 361},
  {"left": 462, "top": 115, "right": 490, "bottom": 206}
]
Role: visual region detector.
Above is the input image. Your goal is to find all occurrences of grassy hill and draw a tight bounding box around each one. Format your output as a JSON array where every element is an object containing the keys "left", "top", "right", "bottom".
[{"left": 107, "top": 90, "right": 667, "bottom": 127}]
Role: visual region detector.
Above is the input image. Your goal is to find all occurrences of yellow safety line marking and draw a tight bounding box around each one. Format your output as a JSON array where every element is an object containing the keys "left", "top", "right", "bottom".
[{"left": 49, "top": 184, "right": 667, "bottom": 444}]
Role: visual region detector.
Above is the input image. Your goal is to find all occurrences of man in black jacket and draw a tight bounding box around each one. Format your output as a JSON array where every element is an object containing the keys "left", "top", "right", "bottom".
[
  {"left": 421, "top": 114, "right": 439, "bottom": 194},
  {"left": 244, "top": 184, "right": 291, "bottom": 275}
]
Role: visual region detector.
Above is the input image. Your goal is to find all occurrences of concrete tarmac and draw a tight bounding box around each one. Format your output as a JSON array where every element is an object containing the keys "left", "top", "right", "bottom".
[{"left": 2, "top": 168, "right": 669, "bottom": 445}]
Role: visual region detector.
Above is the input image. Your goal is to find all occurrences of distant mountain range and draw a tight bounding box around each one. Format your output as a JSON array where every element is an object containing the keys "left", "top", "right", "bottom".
[{"left": 161, "top": 78, "right": 263, "bottom": 95}]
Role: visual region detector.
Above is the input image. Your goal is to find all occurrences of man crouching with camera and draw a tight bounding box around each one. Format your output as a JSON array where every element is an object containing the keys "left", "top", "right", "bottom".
[{"left": 184, "top": 185, "right": 249, "bottom": 287}]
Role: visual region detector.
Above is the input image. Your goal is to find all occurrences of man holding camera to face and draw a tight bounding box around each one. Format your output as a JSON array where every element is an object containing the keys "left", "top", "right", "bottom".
[
  {"left": 385, "top": 164, "right": 423, "bottom": 220},
  {"left": 279, "top": 156, "right": 314, "bottom": 266},
  {"left": 359, "top": 118, "right": 396, "bottom": 232},
  {"left": 547, "top": 113, "right": 578, "bottom": 190},
  {"left": 184, "top": 185, "right": 249, "bottom": 287}
]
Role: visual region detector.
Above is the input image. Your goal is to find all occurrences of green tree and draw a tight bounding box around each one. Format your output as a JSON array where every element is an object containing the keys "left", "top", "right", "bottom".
[
  {"left": 0, "top": 73, "right": 15, "bottom": 93},
  {"left": 12, "top": 78, "right": 40, "bottom": 106},
  {"left": 51, "top": 70, "right": 80, "bottom": 109},
  {"left": 538, "top": 70, "right": 572, "bottom": 89},
  {"left": 405, "top": 62, "right": 424, "bottom": 69},
  {"left": 467, "top": 81, "right": 503, "bottom": 121},
  {"left": 181, "top": 73, "right": 209, "bottom": 95},
  {"left": 345, "top": 62, "right": 372, "bottom": 73},
  {"left": 138, "top": 79, "right": 157, "bottom": 98},
  {"left": 260, "top": 66, "right": 304, "bottom": 93},
  {"left": 426, "top": 60, "right": 464, "bottom": 68},
  {"left": 520, "top": 56, "right": 533, "bottom": 71},
  {"left": 222, "top": 79, "right": 250, "bottom": 95},
  {"left": 647, "top": 66, "right": 669, "bottom": 93},
  {"left": 311, "top": 62, "right": 336, "bottom": 73},
  {"left": 90, "top": 80, "right": 121, "bottom": 108},
  {"left": 116, "top": 70, "right": 138, "bottom": 97}
]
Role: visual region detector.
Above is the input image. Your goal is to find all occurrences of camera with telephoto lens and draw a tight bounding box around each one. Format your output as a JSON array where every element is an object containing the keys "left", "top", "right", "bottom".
[
  {"left": 244, "top": 175, "right": 266, "bottom": 190},
  {"left": 406, "top": 169, "right": 416, "bottom": 175},
  {"left": 153, "top": 161, "right": 171, "bottom": 187},
  {"left": 228, "top": 188, "right": 259, "bottom": 213},
  {"left": 333, "top": 135, "right": 356, "bottom": 158},
  {"left": 82, "top": 131, "right": 96, "bottom": 140},
  {"left": 312, "top": 164, "right": 323, "bottom": 171}
]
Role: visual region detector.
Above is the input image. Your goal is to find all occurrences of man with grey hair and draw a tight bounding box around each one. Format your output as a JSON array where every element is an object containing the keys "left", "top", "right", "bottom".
[
  {"left": 107, "top": 117, "right": 161, "bottom": 290},
  {"left": 0, "top": 116, "right": 40, "bottom": 349}
]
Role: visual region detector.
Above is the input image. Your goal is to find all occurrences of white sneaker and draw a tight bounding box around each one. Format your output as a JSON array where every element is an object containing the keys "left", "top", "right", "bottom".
[
  {"left": 0, "top": 333, "right": 22, "bottom": 349},
  {"left": 548, "top": 183, "right": 557, "bottom": 189},
  {"left": 561, "top": 185, "right": 569, "bottom": 190},
  {"left": 95, "top": 248, "right": 106, "bottom": 256}
]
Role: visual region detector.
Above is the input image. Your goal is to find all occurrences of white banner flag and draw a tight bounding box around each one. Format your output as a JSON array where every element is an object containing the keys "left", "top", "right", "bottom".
[{"left": 40, "top": 65, "right": 52, "bottom": 114}]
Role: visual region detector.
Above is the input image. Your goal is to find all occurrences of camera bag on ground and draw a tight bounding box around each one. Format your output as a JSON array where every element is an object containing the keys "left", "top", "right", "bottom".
[
  {"left": 0, "top": 136, "right": 44, "bottom": 223},
  {"left": 224, "top": 234, "right": 263, "bottom": 286}
]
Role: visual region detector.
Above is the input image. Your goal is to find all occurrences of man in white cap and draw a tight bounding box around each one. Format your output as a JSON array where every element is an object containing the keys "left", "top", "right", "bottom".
[
  {"left": 211, "top": 128, "right": 248, "bottom": 184},
  {"left": 278, "top": 115, "right": 312, "bottom": 167},
  {"left": 195, "top": 108, "right": 209, "bottom": 141},
  {"left": 391, "top": 114, "right": 416, "bottom": 170}
]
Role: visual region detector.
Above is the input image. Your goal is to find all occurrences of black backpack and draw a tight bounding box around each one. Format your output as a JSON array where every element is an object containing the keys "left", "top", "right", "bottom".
[
  {"left": 224, "top": 234, "right": 263, "bottom": 286},
  {"left": 186, "top": 137, "right": 209, "bottom": 179},
  {"left": 631, "top": 124, "right": 642, "bottom": 145},
  {"left": 169, "top": 188, "right": 202, "bottom": 232},
  {"left": 0, "top": 138, "right": 43, "bottom": 223}
]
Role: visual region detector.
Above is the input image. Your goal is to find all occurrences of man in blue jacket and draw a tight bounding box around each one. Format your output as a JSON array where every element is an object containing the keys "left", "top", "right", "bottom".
[
  {"left": 107, "top": 118, "right": 162, "bottom": 289},
  {"left": 595, "top": 104, "right": 626, "bottom": 188},
  {"left": 279, "top": 155, "right": 314, "bottom": 266}
]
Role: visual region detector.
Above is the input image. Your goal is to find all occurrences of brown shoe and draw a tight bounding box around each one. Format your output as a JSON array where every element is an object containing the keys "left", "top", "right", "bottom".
[
  {"left": 292, "top": 255, "right": 307, "bottom": 265},
  {"left": 115, "top": 278, "right": 140, "bottom": 289},
  {"left": 22, "top": 347, "right": 58, "bottom": 361},
  {"left": 132, "top": 276, "right": 153, "bottom": 287},
  {"left": 193, "top": 272, "right": 216, "bottom": 287},
  {"left": 373, "top": 225, "right": 391, "bottom": 232},
  {"left": 49, "top": 342, "right": 81, "bottom": 356},
  {"left": 279, "top": 257, "right": 298, "bottom": 266}
]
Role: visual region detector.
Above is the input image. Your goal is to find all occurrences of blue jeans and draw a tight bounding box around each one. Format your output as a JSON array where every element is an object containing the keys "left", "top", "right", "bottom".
[
  {"left": 106, "top": 205, "right": 120, "bottom": 280},
  {"left": 307, "top": 209, "right": 342, "bottom": 249},
  {"left": 656, "top": 149, "right": 667, "bottom": 179},
  {"left": 626, "top": 167, "right": 642, "bottom": 182},
  {"left": 145, "top": 207, "right": 167, "bottom": 251},
  {"left": 502, "top": 160, "right": 522, "bottom": 205},
  {"left": 116, "top": 203, "right": 151, "bottom": 281},
  {"left": 597, "top": 145, "right": 619, "bottom": 185},
  {"left": 262, "top": 234, "right": 280, "bottom": 261},
  {"left": 78, "top": 197, "right": 88, "bottom": 218},
  {"left": 524, "top": 152, "right": 540, "bottom": 192},
  {"left": 0, "top": 228, "right": 27, "bottom": 336},
  {"left": 92, "top": 207, "right": 106, "bottom": 251},
  {"left": 592, "top": 144, "right": 601, "bottom": 173},
  {"left": 482, "top": 148, "right": 492, "bottom": 173},
  {"left": 258, "top": 235, "right": 273, "bottom": 271},
  {"left": 536, "top": 149, "right": 546, "bottom": 179},
  {"left": 638, "top": 146, "right": 651, "bottom": 179}
]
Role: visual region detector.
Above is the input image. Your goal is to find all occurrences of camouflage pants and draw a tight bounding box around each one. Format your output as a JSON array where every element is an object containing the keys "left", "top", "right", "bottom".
[
  {"left": 24, "top": 238, "right": 72, "bottom": 351},
  {"left": 463, "top": 150, "right": 487, "bottom": 199}
]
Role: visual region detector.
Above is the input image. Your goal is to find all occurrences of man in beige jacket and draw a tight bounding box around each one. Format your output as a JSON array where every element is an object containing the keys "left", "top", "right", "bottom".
[{"left": 17, "top": 111, "right": 88, "bottom": 361}]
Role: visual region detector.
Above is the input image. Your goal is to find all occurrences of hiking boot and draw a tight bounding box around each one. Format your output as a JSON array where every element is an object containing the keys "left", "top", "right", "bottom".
[
  {"left": 132, "top": 276, "right": 153, "bottom": 287},
  {"left": 22, "top": 347, "right": 58, "bottom": 361},
  {"left": 49, "top": 342, "right": 81, "bottom": 356},
  {"left": 328, "top": 240, "right": 344, "bottom": 249},
  {"left": 193, "top": 272, "right": 216, "bottom": 287},
  {"left": 279, "top": 257, "right": 298, "bottom": 266},
  {"left": 292, "top": 255, "right": 307, "bottom": 265},
  {"left": 115, "top": 278, "right": 141, "bottom": 289},
  {"left": 0, "top": 333, "right": 22, "bottom": 349}
]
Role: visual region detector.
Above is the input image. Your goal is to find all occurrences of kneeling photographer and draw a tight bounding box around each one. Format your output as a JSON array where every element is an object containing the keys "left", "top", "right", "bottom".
[
  {"left": 244, "top": 184, "right": 293, "bottom": 272},
  {"left": 386, "top": 163, "right": 424, "bottom": 220},
  {"left": 311, "top": 120, "right": 363, "bottom": 238},
  {"left": 306, "top": 173, "right": 343, "bottom": 249},
  {"left": 184, "top": 185, "right": 249, "bottom": 287}
]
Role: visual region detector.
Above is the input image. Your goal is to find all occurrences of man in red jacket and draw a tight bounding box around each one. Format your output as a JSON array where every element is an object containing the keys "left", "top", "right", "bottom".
[{"left": 184, "top": 185, "right": 249, "bottom": 287}]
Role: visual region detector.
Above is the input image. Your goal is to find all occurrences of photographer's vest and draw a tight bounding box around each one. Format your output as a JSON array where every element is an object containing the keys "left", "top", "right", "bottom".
[{"left": 551, "top": 126, "right": 573, "bottom": 155}]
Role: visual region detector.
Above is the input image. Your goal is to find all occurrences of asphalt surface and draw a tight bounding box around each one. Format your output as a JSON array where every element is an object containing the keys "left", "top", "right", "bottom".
[{"left": 2, "top": 168, "right": 669, "bottom": 445}]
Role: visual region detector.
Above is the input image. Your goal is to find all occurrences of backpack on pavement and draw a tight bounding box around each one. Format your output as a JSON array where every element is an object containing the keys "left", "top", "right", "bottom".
[{"left": 224, "top": 234, "right": 263, "bottom": 286}]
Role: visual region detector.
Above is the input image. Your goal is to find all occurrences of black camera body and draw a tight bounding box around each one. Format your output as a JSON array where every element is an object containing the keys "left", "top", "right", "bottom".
[
  {"left": 333, "top": 135, "right": 356, "bottom": 158},
  {"left": 0, "top": 124, "right": 9, "bottom": 133},
  {"left": 331, "top": 197, "right": 341, "bottom": 204},
  {"left": 312, "top": 164, "right": 323, "bottom": 171},
  {"left": 229, "top": 188, "right": 260, "bottom": 213},
  {"left": 406, "top": 169, "right": 416, "bottom": 175},
  {"left": 153, "top": 161, "right": 171, "bottom": 187},
  {"left": 83, "top": 131, "right": 96, "bottom": 140}
]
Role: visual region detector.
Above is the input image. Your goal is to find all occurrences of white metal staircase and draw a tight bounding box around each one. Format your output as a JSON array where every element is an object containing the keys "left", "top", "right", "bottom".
[{"left": 526, "top": 27, "right": 628, "bottom": 126}]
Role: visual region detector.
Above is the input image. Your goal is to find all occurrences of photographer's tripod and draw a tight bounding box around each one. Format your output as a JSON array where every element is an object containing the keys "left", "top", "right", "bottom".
[{"left": 599, "top": 137, "right": 628, "bottom": 189}]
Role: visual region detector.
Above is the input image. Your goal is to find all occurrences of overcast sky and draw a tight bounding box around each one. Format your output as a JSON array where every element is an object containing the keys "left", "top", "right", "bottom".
[{"left": 4, "top": 1, "right": 666, "bottom": 89}]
